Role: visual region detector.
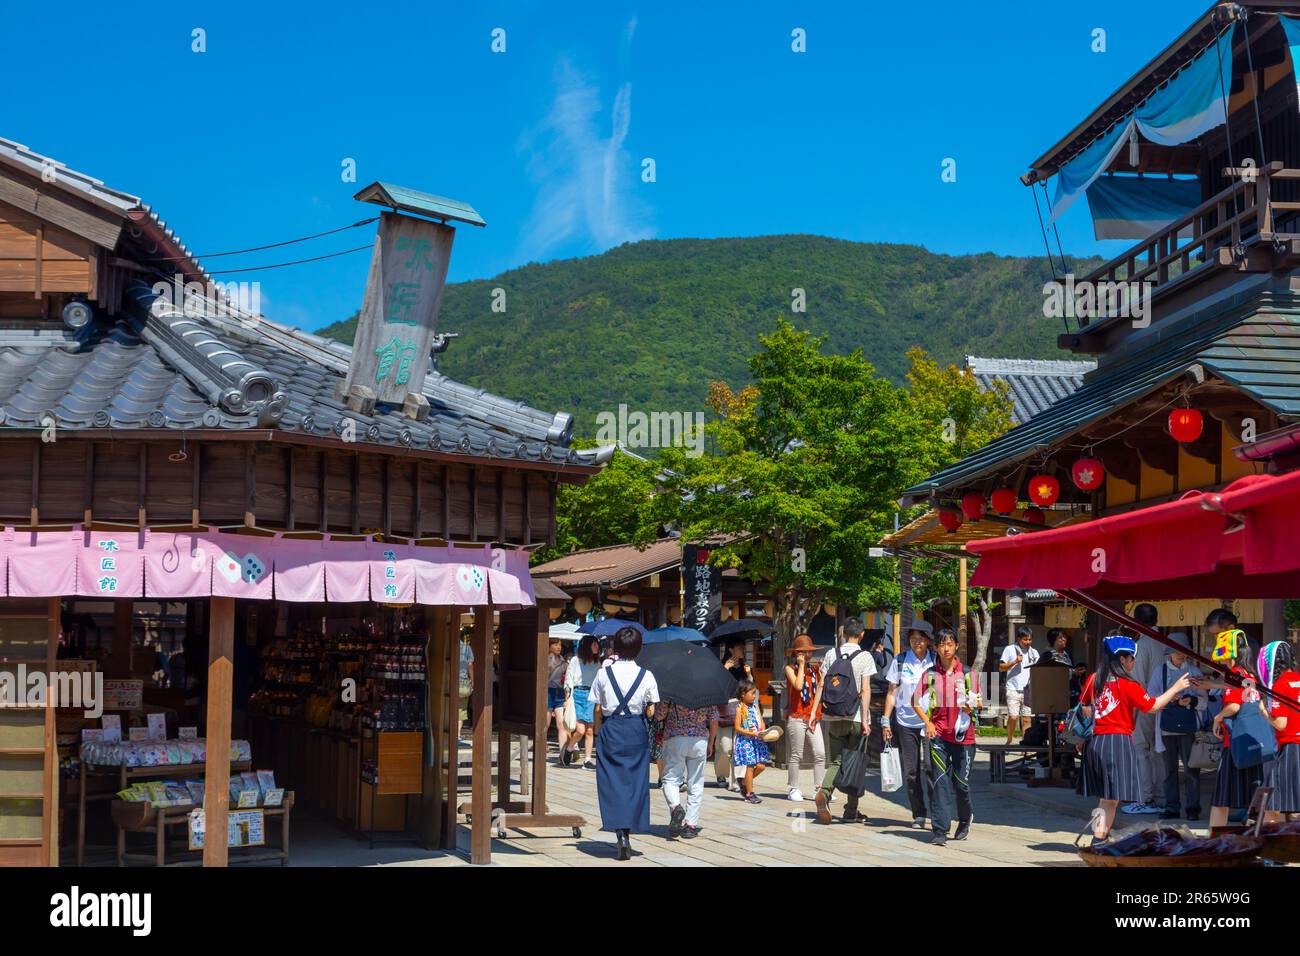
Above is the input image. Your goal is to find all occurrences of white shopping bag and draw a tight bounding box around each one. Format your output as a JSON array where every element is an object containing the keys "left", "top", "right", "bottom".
[{"left": 880, "top": 744, "right": 902, "bottom": 793}]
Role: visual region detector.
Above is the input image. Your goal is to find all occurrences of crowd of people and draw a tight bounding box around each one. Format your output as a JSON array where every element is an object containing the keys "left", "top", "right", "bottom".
[{"left": 532, "top": 606, "right": 1300, "bottom": 858}]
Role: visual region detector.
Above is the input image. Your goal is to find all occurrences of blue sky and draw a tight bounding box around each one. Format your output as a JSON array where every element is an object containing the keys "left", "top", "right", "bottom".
[{"left": 3, "top": 0, "right": 1212, "bottom": 331}]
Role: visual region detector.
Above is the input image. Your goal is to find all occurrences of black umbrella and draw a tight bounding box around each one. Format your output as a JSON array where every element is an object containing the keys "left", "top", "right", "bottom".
[
  {"left": 637, "top": 639, "right": 739, "bottom": 710},
  {"left": 708, "top": 618, "right": 774, "bottom": 641}
]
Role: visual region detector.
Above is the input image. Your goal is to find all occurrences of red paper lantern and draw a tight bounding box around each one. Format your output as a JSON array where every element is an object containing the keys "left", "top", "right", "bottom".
[
  {"left": 1168, "top": 408, "right": 1204, "bottom": 443},
  {"left": 960, "top": 493, "right": 986, "bottom": 521},
  {"left": 1022, "top": 507, "right": 1046, "bottom": 525},
  {"left": 990, "top": 488, "right": 1018, "bottom": 514},
  {"left": 1071, "top": 457, "right": 1105, "bottom": 491},
  {"left": 1027, "top": 474, "right": 1060, "bottom": 506},
  {"left": 937, "top": 507, "right": 964, "bottom": 532}
]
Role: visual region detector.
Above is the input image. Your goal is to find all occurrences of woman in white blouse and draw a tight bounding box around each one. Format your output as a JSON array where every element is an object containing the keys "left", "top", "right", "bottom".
[{"left": 589, "top": 627, "right": 660, "bottom": 860}]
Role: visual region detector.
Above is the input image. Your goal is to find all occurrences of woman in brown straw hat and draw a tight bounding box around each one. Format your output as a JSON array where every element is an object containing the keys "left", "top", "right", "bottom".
[{"left": 784, "top": 634, "right": 826, "bottom": 802}]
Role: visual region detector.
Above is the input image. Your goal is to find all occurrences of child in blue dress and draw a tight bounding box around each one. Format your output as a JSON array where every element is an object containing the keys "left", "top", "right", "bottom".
[{"left": 732, "top": 680, "right": 770, "bottom": 804}]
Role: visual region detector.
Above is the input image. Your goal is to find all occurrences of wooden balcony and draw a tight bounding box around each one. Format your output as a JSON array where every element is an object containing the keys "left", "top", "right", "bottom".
[{"left": 1063, "top": 162, "right": 1300, "bottom": 349}]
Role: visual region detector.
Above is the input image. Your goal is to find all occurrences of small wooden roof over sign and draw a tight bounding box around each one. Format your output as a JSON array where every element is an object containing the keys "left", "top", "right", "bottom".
[{"left": 353, "top": 181, "right": 486, "bottom": 227}]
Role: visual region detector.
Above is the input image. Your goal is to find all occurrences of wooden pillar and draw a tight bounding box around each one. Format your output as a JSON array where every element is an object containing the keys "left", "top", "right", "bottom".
[
  {"left": 420, "top": 605, "right": 449, "bottom": 848},
  {"left": 442, "top": 608, "right": 460, "bottom": 850},
  {"left": 1263, "top": 599, "right": 1287, "bottom": 644},
  {"left": 958, "top": 556, "right": 968, "bottom": 646},
  {"left": 45, "top": 597, "right": 59, "bottom": 867},
  {"left": 109, "top": 599, "right": 133, "bottom": 678},
  {"left": 470, "top": 603, "right": 493, "bottom": 864},
  {"left": 531, "top": 604, "right": 550, "bottom": 810},
  {"left": 202, "top": 597, "right": 235, "bottom": 867}
]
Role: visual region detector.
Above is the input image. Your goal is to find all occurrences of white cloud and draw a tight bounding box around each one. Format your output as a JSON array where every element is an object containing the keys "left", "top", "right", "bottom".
[{"left": 517, "top": 53, "right": 653, "bottom": 260}]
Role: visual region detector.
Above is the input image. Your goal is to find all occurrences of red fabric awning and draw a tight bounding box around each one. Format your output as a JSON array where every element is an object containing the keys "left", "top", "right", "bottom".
[{"left": 967, "top": 471, "right": 1300, "bottom": 599}]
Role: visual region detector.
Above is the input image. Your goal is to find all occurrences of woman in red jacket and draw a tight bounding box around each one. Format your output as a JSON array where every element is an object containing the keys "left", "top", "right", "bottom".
[{"left": 1079, "top": 634, "right": 1191, "bottom": 841}]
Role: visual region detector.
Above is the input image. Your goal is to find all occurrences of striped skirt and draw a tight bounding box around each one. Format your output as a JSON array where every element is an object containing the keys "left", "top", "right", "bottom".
[
  {"left": 1267, "top": 743, "right": 1300, "bottom": 813},
  {"left": 1213, "top": 744, "right": 1265, "bottom": 810},
  {"left": 1077, "top": 733, "right": 1141, "bottom": 803}
]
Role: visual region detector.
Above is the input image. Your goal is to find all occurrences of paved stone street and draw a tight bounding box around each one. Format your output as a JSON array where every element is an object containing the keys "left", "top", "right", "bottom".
[
  {"left": 281, "top": 741, "right": 1095, "bottom": 867},
  {"left": 483, "top": 746, "right": 1089, "bottom": 867}
]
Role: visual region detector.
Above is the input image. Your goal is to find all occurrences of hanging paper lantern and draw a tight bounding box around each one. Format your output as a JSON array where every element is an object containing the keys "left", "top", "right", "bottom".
[
  {"left": 1168, "top": 408, "right": 1204, "bottom": 443},
  {"left": 960, "top": 493, "right": 986, "bottom": 521},
  {"left": 990, "top": 488, "right": 1018, "bottom": 514},
  {"left": 937, "top": 506, "right": 964, "bottom": 532},
  {"left": 1022, "top": 507, "right": 1046, "bottom": 525},
  {"left": 1028, "top": 474, "right": 1060, "bottom": 506},
  {"left": 574, "top": 596, "right": 592, "bottom": 615},
  {"left": 1071, "top": 457, "right": 1105, "bottom": 491}
]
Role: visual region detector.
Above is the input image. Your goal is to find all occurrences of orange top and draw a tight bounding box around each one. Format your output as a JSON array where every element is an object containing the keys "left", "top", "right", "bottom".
[{"left": 785, "top": 663, "right": 821, "bottom": 722}]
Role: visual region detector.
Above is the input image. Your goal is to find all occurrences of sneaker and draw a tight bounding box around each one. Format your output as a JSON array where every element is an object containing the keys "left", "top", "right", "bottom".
[
  {"left": 559, "top": 747, "right": 572, "bottom": 767},
  {"left": 912, "top": 817, "right": 927, "bottom": 830},
  {"left": 787, "top": 788, "right": 805, "bottom": 803},
  {"left": 583, "top": 761, "right": 596, "bottom": 770},
  {"left": 843, "top": 809, "right": 867, "bottom": 824},
  {"left": 1122, "top": 803, "right": 1161, "bottom": 814},
  {"left": 814, "top": 791, "right": 832, "bottom": 825},
  {"left": 668, "top": 805, "right": 685, "bottom": 838},
  {"left": 744, "top": 792, "right": 762, "bottom": 805},
  {"left": 681, "top": 825, "right": 700, "bottom": 840},
  {"left": 931, "top": 832, "right": 948, "bottom": 847},
  {"left": 953, "top": 822, "right": 970, "bottom": 841},
  {"left": 716, "top": 777, "right": 727, "bottom": 788},
  {"left": 1160, "top": 809, "right": 1181, "bottom": 820}
]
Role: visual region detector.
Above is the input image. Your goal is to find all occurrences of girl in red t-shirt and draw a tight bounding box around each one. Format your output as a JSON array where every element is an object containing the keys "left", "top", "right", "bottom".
[
  {"left": 1079, "top": 634, "right": 1191, "bottom": 841},
  {"left": 1262, "top": 641, "right": 1300, "bottom": 820},
  {"left": 1193, "top": 629, "right": 1269, "bottom": 830}
]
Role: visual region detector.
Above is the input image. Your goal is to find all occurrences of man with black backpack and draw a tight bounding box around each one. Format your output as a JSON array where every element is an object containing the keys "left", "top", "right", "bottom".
[{"left": 811, "top": 617, "right": 876, "bottom": 824}]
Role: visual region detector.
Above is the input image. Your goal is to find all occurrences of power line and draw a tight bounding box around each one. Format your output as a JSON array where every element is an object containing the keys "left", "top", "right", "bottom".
[
  {"left": 153, "top": 217, "right": 378, "bottom": 262},
  {"left": 204, "top": 244, "right": 373, "bottom": 275}
]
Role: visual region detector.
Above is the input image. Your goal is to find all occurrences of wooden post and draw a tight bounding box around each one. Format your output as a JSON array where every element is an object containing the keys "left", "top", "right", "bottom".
[
  {"left": 203, "top": 597, "right": 235, "bottom": 867},
  {"left": 420, "top": 605, "right": 449, "bottom": 848},
  {"left": 958, "top": 556, "right": 968, "bottom": 646},
  {"left": 110, "top": 599, "right": 133, "bottom": 678},
  {"left": 532, "top": 604, "right": 550, "bottom": 812},
  {"left": 45, "top": 597, "right": 59, "bottom": 866},
  {"left": 442, "top": 608, "right": 459, "bottom": 850},
  {"left": 470, "top": 603, "right": 493, "bottom": 864}
]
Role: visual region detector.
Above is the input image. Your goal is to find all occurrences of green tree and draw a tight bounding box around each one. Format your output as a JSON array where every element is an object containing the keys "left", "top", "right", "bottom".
[
  {"left": 903, "top": 348, "right": 1015, "bottom": 670},
  {"left": 646, "top": 320, "right": 934, "bottom": 653},
  {"left": 531, "top": 443, "right": 660, "bottom": 565}
]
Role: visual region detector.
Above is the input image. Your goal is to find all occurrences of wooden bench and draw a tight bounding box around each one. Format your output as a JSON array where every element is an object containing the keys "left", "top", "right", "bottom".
[{"left": 978, "top": 744, "right": 1053, "bottom": 784}]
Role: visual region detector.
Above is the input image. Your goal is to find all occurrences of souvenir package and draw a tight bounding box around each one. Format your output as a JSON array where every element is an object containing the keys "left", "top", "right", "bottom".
[
  {"left": 128, "top": 727, "right": 149, "bottom": 742},
  {"left": 178, "top": 727, "right": 198, "bottom": 741},
  {"left": 1094, "top": 825, "right": 1258, "bottom": 857},
  {"left": 185, "top": 780, "right": 205, "bottom": 806},
  {"left": 263, "top": 788, "right": 285, "bottom": 807},
  {"left": 102, "top": 715, "right": 122, "bottom": 744},
  {"left": 257, "top": 770, "right": 276, "bottom": 795},
  {"left": 147, "top": 713, "right": 167, "bottom": 740},
  {"left": 240, "top": 771, "right": 260, "bottom": 793},
  {"left": 80, "top": 738, "right": 251, "bottom": 767}
]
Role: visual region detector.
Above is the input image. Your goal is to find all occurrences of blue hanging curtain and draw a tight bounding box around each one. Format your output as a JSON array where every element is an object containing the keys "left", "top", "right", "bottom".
[
  {"left": 1280, "top": 16, "right": 1300, "bottom": 100},
  {"left": 1051, "top": 30, "right": 1233, "bottom": 223},
  {"left": 1085, "top": 176, "right": 1201, "bottom": 240}
]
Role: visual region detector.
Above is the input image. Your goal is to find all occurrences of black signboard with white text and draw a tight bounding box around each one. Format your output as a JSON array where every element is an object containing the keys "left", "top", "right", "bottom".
[{"left": 681, "top": 544, "right": 721, "bottom": 635}]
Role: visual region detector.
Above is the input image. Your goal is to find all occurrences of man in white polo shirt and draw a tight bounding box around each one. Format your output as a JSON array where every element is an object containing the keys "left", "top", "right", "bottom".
[
  {"left": 883, "top": 621, "right": 936, "bottom": 829},
  {"left": 1000, "top": 625, "right": 1039, "bottom": 744}
]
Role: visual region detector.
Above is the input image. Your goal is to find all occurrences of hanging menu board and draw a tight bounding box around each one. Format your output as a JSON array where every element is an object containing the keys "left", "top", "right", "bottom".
[{"left": 102, "top": 680, "right": 143, "bottom": 711}]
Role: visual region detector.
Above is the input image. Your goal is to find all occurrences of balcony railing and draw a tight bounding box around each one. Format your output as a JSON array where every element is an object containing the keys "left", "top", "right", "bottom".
[{"left": 1080, "top": 161, "right": 1300, "bottom": 310}]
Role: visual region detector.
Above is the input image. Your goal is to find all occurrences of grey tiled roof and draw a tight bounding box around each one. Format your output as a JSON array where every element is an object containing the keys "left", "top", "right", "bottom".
[
  {"left": 0, "top": 136, "right": 611, "bottom": 468},
  {"left": 0, "top": 289, "right": 611, "bottom": 467},
  {"left": 965, "top": 356, "right": 1096, "bottom": 425}
]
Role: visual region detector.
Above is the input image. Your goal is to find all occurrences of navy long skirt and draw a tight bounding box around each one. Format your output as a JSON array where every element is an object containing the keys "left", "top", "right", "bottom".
[{"left": 596, "top": 712, "right": 650, "bottom": 832}]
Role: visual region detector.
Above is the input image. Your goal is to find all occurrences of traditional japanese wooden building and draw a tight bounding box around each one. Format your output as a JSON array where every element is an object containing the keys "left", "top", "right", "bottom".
[
  {"left": 898, "top": 1, "right": 1300, "bottom": 659},
  {"left": 0, "top": 135, "right": 611, "bottom": 866}
]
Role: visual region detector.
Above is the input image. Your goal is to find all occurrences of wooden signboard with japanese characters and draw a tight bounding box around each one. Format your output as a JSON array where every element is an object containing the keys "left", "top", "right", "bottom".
[{"left": 344, "top": 212, "right": 455, "bottom": 406}]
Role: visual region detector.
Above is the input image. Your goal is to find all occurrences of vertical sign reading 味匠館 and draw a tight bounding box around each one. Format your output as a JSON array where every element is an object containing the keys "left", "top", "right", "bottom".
[{"left": 344, "top": 212, "right": 455, "bottom": 405}]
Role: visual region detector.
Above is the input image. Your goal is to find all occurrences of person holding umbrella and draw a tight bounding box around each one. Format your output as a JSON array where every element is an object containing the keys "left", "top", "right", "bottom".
[
  {"left": 589, "top": 626, "right": 660, "bottom": 860},
  {"left": 659, "top": 700, "right": 718, "bottom": 839}
]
